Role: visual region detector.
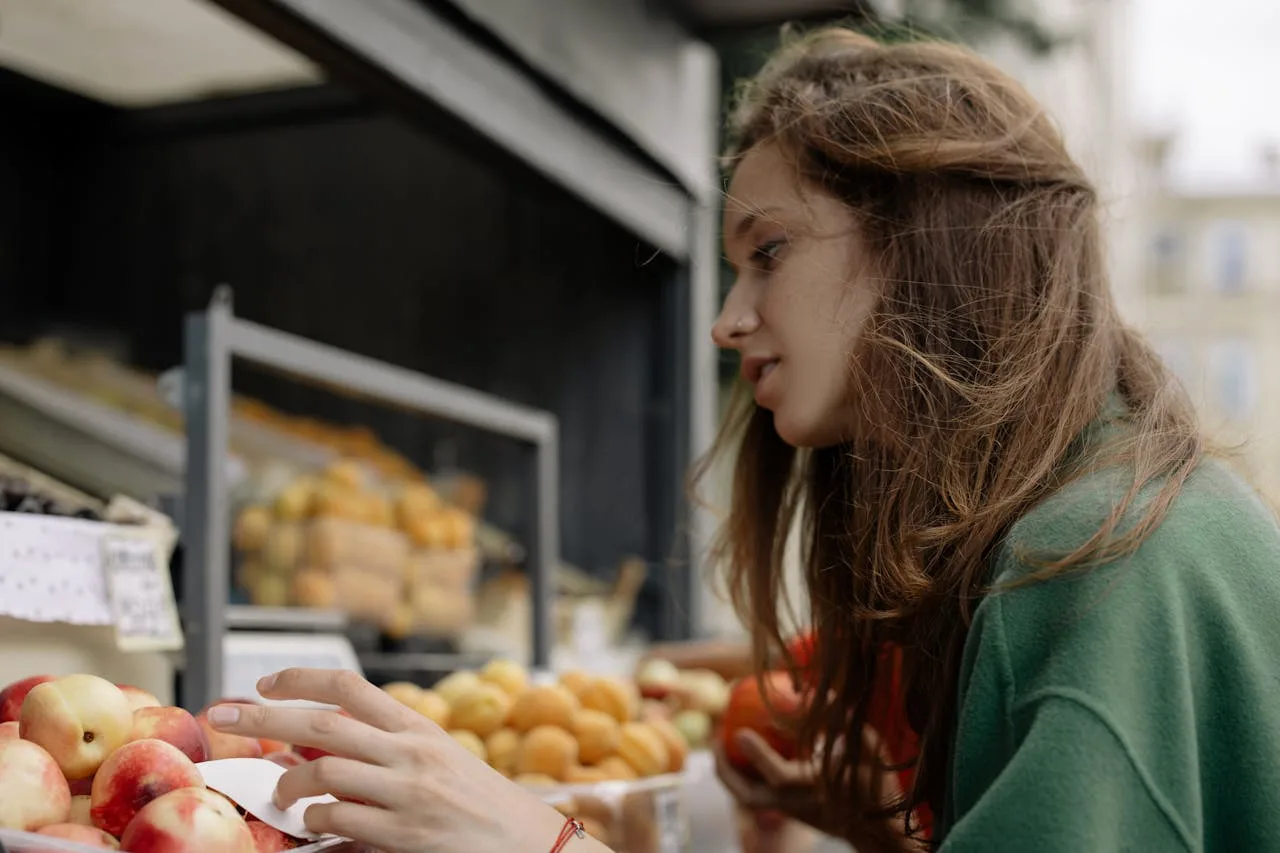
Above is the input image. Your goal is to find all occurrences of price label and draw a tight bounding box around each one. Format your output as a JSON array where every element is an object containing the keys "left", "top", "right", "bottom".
[
  {"left": 654, "top": 787, "right": 686, "bottom": 853},
  {"left": 101, "top": 532, "right": 183, "bottom": 652}
]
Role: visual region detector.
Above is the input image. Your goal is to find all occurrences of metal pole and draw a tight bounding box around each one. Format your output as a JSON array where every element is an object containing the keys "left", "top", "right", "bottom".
[
  {"left": 530, "top": 429, "right": 559, "bottom": 670},
  {"left": 180, "top": 289, "right": 233, "bottom": 712}
]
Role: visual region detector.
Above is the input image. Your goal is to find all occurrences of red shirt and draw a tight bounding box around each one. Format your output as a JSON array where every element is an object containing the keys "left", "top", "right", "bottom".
[{"left": 788, "top": 632, "right": 933, "bottom": 835}]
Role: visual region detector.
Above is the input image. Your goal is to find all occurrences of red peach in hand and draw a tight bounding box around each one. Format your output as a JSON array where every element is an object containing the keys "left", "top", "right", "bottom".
[
  {"left": 90, "top": 738, "right": 204, "bottom": 837},
  {"left": 246, "top": 818, "right": 301, "bottom": 852},
  {"left": 131, "top": 706, "right": 211, "bottom": 764},
  {"left": 0, "top": 738, "right": 72, "bottom": 830},
  {"left": 119, "top": 787, "right": 255, "bottom": 853},
  {"left": 0, "top": 675, "right": 54, "bottom": 723},
  {"left": 0, "top": 721, "right": 18, "bottom": 741},
  {"left": 117, "top": 685, "right": 162, "bottom": 712},
  {"left": 37, "top": 823, "right": 120, "bottom": 848},
  {"left": 20, "top": 674, "right": 134, "bottom": 780},
  {"left": 198, "top": 714, "right": 264, "bottom": 760}
]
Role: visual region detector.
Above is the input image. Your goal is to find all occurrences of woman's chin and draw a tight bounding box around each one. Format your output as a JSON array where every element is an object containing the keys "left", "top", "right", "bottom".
[{"left": 771, "top": 407, "right": 848, "bottom": 450}]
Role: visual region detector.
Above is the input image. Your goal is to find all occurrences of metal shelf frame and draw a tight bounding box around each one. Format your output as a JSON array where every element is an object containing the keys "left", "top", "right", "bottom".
[{"left": 180, "top": 289, "right": 560, "bottom": 711}]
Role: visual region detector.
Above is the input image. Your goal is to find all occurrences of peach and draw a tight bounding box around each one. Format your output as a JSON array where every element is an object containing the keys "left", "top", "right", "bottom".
[
  {"left": 70, "top": 776, "right": 94, "bottom": 796},
  {"left": 246, "top": 818, "right": 300, "bottom": 852},
  {"left": 572, "top": 709, "right": 620, "bottom": 766},
  {"left": 0, "top": 674, "right": 54, "bottom": 723},
  {"left": 509, "top": 685, "right": 579, "bottom": 733},
  {"left": 449, "top": 683, "right": 512, "bottom": 738},
  {"left": 264, "top": 750, "right": 305, "bottom": 769},
  {"left": 635, "top": 659, "right": 681, "bottom": 700},
  {"left": 0, "top": 738, "right": 72, "bottom": 830},
  {"left": 120, "top": 787, "right": 255, "bottom": 853},
  {"left": 258, "top": 738, "right": 290, "bottom": 755},
  {"left": 616, "top": 723, "right": 669, "bottom": 777},
  {"left": 69, "top": 795, "right": 92, "bottom": 826},
  {"left": 90, "top": 738, "right": 204, "bottom": 837},
  {"left": 0, "top": 721, "right": 18, "bottom": 741},
  {"left": 36, "top": 823, "right": 119, "bottom": 848},
  {"left": 20, "top": 674, "right": 134, "bottom": 780},
  {"left": 198, "top": 714, "right": 264, "bottom": 760},
  {"left": 515, "top": 725, "right": 578, "bottom": 781},
  {"left": 479, "top": 659, "right": 529, "bottom": 697},
  {"left": 131, "top": 706, "right": 211, "bottom": 764},
  {"left": 579, "top": 677, "right": 638, "bottom": 725},
  {"left": 118, "top": 685, "right": 162, "bottom": 712}
]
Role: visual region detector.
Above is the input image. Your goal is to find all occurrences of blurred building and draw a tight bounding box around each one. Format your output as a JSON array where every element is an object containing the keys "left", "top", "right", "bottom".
[{"left": 1138, "top": 182, "right": 1280, "bottom": 500}]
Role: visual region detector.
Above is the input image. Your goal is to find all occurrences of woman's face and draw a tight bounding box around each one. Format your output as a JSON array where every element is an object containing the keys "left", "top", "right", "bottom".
[{"left": 714, "top": 143, "right": 880, "bottom": 448}]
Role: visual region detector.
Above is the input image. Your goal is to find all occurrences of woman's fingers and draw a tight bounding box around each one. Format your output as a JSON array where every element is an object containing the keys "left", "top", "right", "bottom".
[
  {"left": 302, "top": 800, "right": 415, "bottom": 853},
  {"left": 274, "top": 755, "right": 410, "bottom": 811},
  {"left": 256, "top": 669, "right": 421, "bottom": 733},
  {"left": 734, "top": 730, "right": 811, "bottom": 789},
  {"left": 206, "top": 702, "right": 397, "bottom": 766}
]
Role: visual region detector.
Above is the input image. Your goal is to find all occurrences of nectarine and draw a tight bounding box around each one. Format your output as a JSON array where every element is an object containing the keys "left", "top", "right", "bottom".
[
  {"left": 90, "top": 738, "right": 204, "bottom": 837},
  {"left": 0, "top": 738, "right": 72, "bottom": 830},
  {"left": 20, "top": 674, "right": 134, "bottom": 780},
  {"left": 119, "top": 787, "right": 255, "bottom": 853},
  {"left": 0, "top": 675, "right": 53, "bottom": 723},
  {"left": 131, "top": 706, "right": 210, "bottom": 764}
]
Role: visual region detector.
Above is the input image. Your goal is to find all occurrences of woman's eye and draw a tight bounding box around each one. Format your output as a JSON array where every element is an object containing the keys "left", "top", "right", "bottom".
[{"left": 751, "top": 240, "right": 786, "bottom": 270}]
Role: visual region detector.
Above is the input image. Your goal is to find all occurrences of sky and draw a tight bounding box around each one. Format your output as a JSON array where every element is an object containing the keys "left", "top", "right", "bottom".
[{"left": 1128, "top": 0, "right": 1280, "bottom": 189}]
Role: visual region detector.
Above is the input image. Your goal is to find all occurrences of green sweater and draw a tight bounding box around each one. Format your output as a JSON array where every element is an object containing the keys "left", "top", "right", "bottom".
[{"left": 939, "top": 459, "right": 1280, "bottom": 851}]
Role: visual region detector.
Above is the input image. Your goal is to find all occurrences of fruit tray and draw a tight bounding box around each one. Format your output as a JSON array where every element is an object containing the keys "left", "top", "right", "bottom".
[
  {"left": 0, "top": 829, "right": 365, "bottom": 852},
  {"left": 532, "top": 771, "right": 689, "bottom": 853}
]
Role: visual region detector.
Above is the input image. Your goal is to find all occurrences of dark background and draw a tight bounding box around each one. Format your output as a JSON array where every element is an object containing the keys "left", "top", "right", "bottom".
[{"left": 0, "top": 70, "right": 682, "bottom": 636}]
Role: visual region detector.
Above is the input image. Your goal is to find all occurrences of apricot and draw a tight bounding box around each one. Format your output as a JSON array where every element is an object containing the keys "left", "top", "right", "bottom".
[
  {"left": 571, "top": 709, "right": 620, "bottom": 766},
  {"left": 479, "top": 659, "right": 528, "bottom": 698},
  {"left": 616, "top": 723, "right": 669, "bottom": 778},
  {"left": 449, "top": 730, "right": 487, "bottom": 762},
  {"left": 644, "top": 717, "right": 689, "bottom": 773},
  {"left": 578, "top": 677, "right": 638, "bottom": 725},
  {"left": 450, "top": 684, "right": 512, "bottom": 738},
  {"left": 485, "top": 728, "right": 521, "bottom": 775},
  {"left": 515, "top": 726, "right": 578, "bottom": 781},
  {"left": 509, "top": 685, "right": 579, "bottom": 733}
]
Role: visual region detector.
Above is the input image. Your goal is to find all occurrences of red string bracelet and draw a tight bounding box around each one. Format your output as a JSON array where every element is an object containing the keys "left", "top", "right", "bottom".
[{"left": 550, "top": 816, "right": 586, "bottom": 852}]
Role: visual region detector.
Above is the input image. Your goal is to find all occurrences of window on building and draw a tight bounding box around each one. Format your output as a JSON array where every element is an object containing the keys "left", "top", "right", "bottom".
[
  {"left": 1208, "top": 338, "right": 1257, "bottom": 420},
  {"left": 1147, "top": 225, "right": 1185, "bottom": 294},
  {"left": 1153, "top": 337, "right": 1197, "bottom": 393},
  {"left": 1209, "top": 220, "right": 1248, "bottom": 295}
]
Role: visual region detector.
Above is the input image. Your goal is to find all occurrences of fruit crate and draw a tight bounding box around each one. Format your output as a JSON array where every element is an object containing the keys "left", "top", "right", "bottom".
[
  {"left": 0, "top": 829, "right": 365, "bottom": 852},
  {"left": 533, "top": 772, "right": 689, "bottom": 853}
]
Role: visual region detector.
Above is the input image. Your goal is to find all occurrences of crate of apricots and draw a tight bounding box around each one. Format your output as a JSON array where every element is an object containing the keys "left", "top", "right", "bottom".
[
  {"left": 376, "top": 659, "right": 700, "bottom": 853},
  {"left": 233, "top": 459, "right": 480, "bottom": 639}
]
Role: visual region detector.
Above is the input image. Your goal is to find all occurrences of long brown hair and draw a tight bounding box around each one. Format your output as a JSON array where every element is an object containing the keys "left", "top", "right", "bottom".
[{"left": 698, "top": 27, "right": 1203, "bottom": 839}]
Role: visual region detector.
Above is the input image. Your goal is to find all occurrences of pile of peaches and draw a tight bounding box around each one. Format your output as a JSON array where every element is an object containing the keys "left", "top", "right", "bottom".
[
  {"left": 0, "top": 673, "right": 307, "bottom": 852},
  {"left": 382, "top": 660, "right": 700, "bottom": 788}
]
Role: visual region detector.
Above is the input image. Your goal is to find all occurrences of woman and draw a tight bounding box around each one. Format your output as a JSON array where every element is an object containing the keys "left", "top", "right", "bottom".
[{"left": 209, "top": 28, "right": 1280, "bottom": 851}]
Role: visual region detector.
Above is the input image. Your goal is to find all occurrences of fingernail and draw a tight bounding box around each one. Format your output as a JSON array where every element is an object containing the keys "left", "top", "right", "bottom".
[
  {"left": 257, "top": 673, "right": 277, "bottom": 693},
  {"left": 207, "top": 705, "right": 240, "bottom": 726}
]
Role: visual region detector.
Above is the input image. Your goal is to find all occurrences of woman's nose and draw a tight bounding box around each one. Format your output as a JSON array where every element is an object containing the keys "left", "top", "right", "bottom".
[{"left": 712, "top": 301, "right": 760, "bottom": 349}]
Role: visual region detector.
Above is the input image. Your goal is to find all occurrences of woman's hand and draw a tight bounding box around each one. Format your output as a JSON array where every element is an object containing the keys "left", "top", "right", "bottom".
[
  {"left": 714, "top": 727, "right": 924, "bottom": 853},
  {"left": 205, "top": 668, "right": 602, "bottom": 853}
]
